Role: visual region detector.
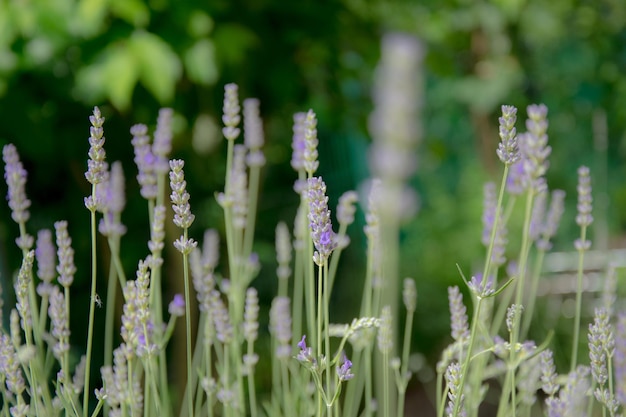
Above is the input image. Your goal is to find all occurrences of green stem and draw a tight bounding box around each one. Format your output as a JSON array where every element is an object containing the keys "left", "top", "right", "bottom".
[
  {"left": 84, "top": 204, "right": 98, "bottom": 417},
  {"left": 182, "top": 229, "right": 194, "bottom": 417},
  {"left": 571, "top": 225, "right": 588, "bottom": 372}
]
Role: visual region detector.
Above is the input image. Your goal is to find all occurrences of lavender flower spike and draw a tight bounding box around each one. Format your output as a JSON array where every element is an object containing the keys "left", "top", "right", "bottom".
[
  {"left": 307, "top": 176, "right": 336, "bottom": 265},
  {"left": 153, "top": 108, "right": 174, "bottom": 174},
  {"left": 169, "top": 159, "right": 197, "bottom": 254},
  {"left": 131, "top": 123, "right": 158, "bottom": 200},
  {"left": 85, "top": 106, "right": 108, "bottom": 186},
  {"left": 222, "top": 83, "right": 241, "bottom": 141},
  {"left": 291, "top": 112, "right": 307, "bottom": 172},
  {"left": 448, "top": 286, "right": 469, "bottom": 342},
  {"left": 303, "top": 110, "right": 319, "bottom": 176},
  {"left": 496, "top": 105, "right": 520, "bottom": 165},
  {"left": 575, "top": 166, "right": 593, "bottom": 251},
  {"left": 3, "top": 144, "right": 31, "bottom": 224}
]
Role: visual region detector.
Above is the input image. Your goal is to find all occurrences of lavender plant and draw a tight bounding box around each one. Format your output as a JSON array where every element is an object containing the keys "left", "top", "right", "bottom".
[{"left": 0, "top": 37, "right": 623, "bottom": 417}]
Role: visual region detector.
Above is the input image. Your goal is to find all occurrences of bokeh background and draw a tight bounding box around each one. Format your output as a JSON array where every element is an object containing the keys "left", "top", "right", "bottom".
[{"left": 1, "top": 0, "right": 626, "bottom": 414}]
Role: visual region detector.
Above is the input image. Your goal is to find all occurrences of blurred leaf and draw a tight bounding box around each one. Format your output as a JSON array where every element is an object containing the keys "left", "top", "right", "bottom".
[
  {"left": 130, "top": 31, "right": 181, "bottom": 104},
  {"left": 184, "top": 38, "right": 219, "bottom": 86},
  {"left": 188, "top": 10, "right": 214, "bottom": 38},
  {"left": 75, "top": 42, "right": 139, "bottom": 110},
  {"left": 74, "top": 0, "right": 109, "bottom": 37},
  {"left": 110, "top": 0, "right": 150, "bottom": 28}
]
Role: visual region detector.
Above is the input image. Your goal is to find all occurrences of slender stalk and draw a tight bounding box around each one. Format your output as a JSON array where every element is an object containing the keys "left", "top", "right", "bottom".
[
  {"left": 83, "top": 203, "right": 98, "bottom": 417},
  {"left": 182, "top": 228, "right": 194, "bottom": 417},
  {"left": 571, "top": 225, "right": 588, "bottom": 372}
]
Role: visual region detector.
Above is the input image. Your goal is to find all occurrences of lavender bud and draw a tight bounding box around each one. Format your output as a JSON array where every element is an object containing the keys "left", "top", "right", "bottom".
[
  {"left": 243, "top": 287, "right": 259, "bottom": 342},
  {"left": 445, "top": 362, "right": 465, "bottom": 417},
  {"left": 222, "top": 83, "right": 241, "bottom": 141},
  {"left": 291, "top": 112, "right": 307, "bottom": 172},
  {"left": 211, "top": 291, "right": 233, "bottom": 343},
  {"left": 153, "top": 108, "right": 174, "bottom": 174},
  {"left": 230, "top": 145, "right": 248, "bottom": 229},
  {"left": 168, "top": 294, "right": 185, "bottom": 317},
  {"left": 540, "top": 349, "right": 559, "bottom": 396},
  {"left": 448, "top": 286, "right": 469, "bottom": 342},
  {"left": 2, "top": 144, "right": 31, "bottom": 224},
  {"left": 496, "top": 105, "right": 520, "bottom": 165},
  {"left": 518, "top": 104, "right": 551, "bottom": 193},
  {"left": 614, "top": 313, "right": 626, "bottom": 406},
  {"left": 506, "top": 304, "right": 523, "bottom": 334},
  {"left": 55, "top": 221, "right": 76, "bottom": 288},
  {"left": 377, "top": 306, "right": 393, "bottom": 354},
  {"left": 85, "top": 106, "right": 108, "bottom": 186},
  {"left": 270, "top": 296, "right": 292, "bottom": 359},
  {"left": 303, "top": 110, "right": 319, "bottom": 175},
  {"left": 49, "top": 286, "right": 70, "bottom": 359},
  {"left": 575, "top": 166, "right": 593, "bottom": 227},
  {"left": 337, "top": 190, "right": 358, "bottom": 226},
  {"left": 243, "top": 98, "right": 266, "bottom": 167},
  {"left": 0, "top": 333, "right": 26, "bottom": 396},
  {"left": 15, "top": 251, "right": 35, "bottom": 331},
  {"left": 505, "top": 160, "right": 525, "bottom": 195},
  {"left": 529, "top": 190, "right": 547, "bottom": 242},
  {"left": 307, "top": 176, "right": 336, "bottom": 265},
  {"left": 148, "top": 205, "right": 166, "bottom": 254},
  {"left": 537, "top": 189, "right": 566, "bottom": 251},
  {"left": 275, "top": 222, "right": 292, "bottom": 280},
  {"left": 131, "top": 123, "right": 158, "bottom": 200},
  {"left": 403, "top": 278, "right": 417, "bottom": 312},
  {"left": 36, "top": 229, "right": 56, "bottom": 283},
  {"left": 201, "top": 229, "right": 220, "bottom": 271},
  {"left": 169, "top": 159, "right": 195, "bottom": 229}
]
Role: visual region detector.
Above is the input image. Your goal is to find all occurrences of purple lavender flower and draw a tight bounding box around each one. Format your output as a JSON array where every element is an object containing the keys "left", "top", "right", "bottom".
[
  {"left": 588, "top": 308, "right": 612, "bottom": 386},
  {"left": 2, "top": 144, "right": 31, "bottom": 224},
  {"left": 168, "top": 294, "right": 185, "bottom": 317},
  {"left": 448, "top": 286, "right": 469, "bottom": 342},
  {"left": 337, "top": 190, "right": 358, "bottom": 226},
  {"left": 307, "top": 176, "right": 336, "bottom": 265},
  {"left": 291, "top": 112, "right": 306, "bottom": 172},
  {"left": 337, "top": 355, "right": 355, "bottom": 381},
  {"left": 296, "top": 335, "right": 316, "bottom": 366},
  {"left": 496, "top": 105, "right": 520, "bottom": 165},
  {"left": 131, "top": 124, "right": 158, "bottom": 200}
]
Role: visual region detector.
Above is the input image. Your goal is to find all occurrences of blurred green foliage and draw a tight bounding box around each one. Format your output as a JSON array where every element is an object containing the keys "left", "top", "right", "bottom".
[{"left": 1, "top": 0, "right": 626, "bottom": 393}]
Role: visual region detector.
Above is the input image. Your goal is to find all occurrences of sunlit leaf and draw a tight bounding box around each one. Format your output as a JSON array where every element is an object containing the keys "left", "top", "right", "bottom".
[
  {"left": 184, "top": 38, "right": 218, "bottom": 86},
  {"left": 75, "top": 43, "right": 139, "bottom": 110},
  {"left": 130, "top": 31, "right": 181, "bottom": 104},
  {"left": 110, "top": 0, "right": 149, "bottom": 28},
  {"left": 73, "top": 0, "right": 108, "bottom": 37}
]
